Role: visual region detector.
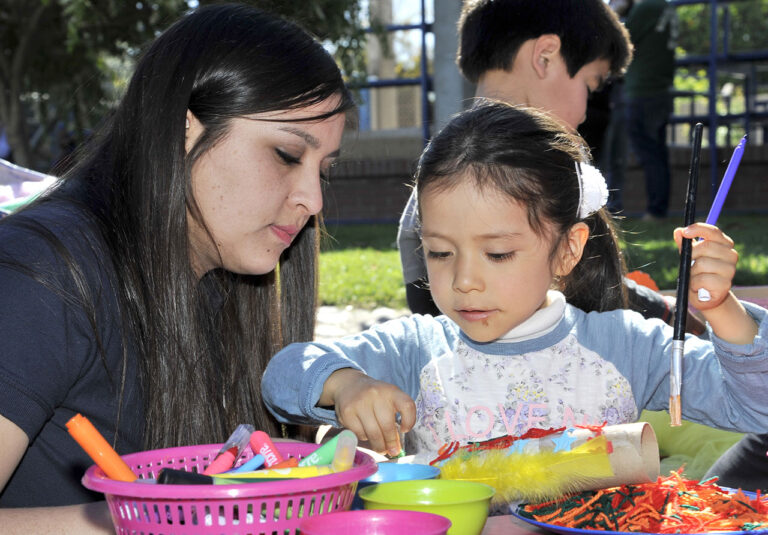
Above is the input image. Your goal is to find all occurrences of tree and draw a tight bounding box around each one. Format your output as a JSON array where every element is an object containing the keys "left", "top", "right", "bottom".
[
  {"left": 676, "top": 0, "right": 768, "bottom": 56},
  {"left": 0, "top": 0, "right": 369, "bottom": 171},
  {"left": 0, "top": 0, "right": 186, "bottom": 169}
]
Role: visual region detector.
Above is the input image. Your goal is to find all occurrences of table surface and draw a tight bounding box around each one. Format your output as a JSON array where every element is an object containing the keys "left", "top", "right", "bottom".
[{"left": 482, "top": 514, "right": 548, "bottom": 535}]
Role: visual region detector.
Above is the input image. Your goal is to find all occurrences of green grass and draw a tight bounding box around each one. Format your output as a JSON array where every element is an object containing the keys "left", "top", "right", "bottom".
[
  {"left": 318, "top": 215, "right": 768, "bottom": 309},
  {"left": 618, "top": 215, "right": 768, "bottom": 288},
  {"left": 319, "top": 223, "right": 405, "bottom": 309}
]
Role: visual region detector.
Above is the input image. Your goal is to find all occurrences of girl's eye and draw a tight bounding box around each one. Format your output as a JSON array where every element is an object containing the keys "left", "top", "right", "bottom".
[
  {"left": 426, "top": 250, "right": 451, "bottom": 260},
  {"left": 276, "top": 148, "right": 301, "bottom": 165},
  {"left": 487, "top": 252, "right": 515, "bottom": 262}
]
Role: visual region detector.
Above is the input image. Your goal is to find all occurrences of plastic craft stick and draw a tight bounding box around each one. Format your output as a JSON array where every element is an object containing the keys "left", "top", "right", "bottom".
[
  {"left": 705, "top": 134, "right": 747, "bottom": 226},
  {"left": 229, "top": 453, "right": 265, "bottom": 473},
  {"left": 66, "top": 413, "right": 137, "bottom": 482},
  {"left": 698, "top": 134, "right": 747, "bottom": 302}
]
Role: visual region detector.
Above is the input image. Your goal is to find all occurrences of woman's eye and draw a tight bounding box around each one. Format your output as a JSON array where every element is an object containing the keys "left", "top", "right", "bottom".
[
  {"left": 276, "top": 148, "right": 301, "bottom": 165},
  {"left": 426, "top": 250, "right": 451, "bottom": 260},
  {"left": 487, "top": 252, "right": 514, "bottom": 262},
  {"left": 320, "top": 162, "right": 337, "bottom": 182}
]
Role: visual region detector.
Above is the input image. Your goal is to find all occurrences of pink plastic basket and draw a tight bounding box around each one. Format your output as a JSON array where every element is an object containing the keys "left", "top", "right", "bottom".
[{"left": 82, "top": 442, "right": 377, "bottom": 535}]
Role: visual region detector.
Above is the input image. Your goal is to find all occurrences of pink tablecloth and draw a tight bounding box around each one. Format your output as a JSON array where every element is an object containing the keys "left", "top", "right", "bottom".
[{"left": 482, "top": 514, "right": 548, "bottom": 535}]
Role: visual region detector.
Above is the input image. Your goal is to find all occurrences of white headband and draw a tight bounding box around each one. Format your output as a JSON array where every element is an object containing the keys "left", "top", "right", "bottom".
[{"left": 575, "top": 162, "right": 609, "bottom": 219}]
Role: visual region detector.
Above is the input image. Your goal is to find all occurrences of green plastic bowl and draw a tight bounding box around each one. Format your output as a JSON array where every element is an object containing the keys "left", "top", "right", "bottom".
[{"left": 358, "top": 479, "right": 494, "bottom": 535}]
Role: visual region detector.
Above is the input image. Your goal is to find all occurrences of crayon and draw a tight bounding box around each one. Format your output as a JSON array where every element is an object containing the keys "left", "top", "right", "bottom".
[
  {"left": 203, "top": 423, "right": 254, "bottom": 475},
  {"left": 272, "top": 456, "right": 299, "bottom": 469},
  {"left": 66, "top": 413, "right": 137, "bottom": 482},
  {"left": 229, "top": 453, "right": 265, "bottom": 473},
  {"left": 214, "top": 465, "right": 333, "bottom": 481},
  {"left": 158, "top": 466, "right": 333, "bottom": 485},
  {"left": 157, "top": 468, "right": 284, "bottom": 485}
]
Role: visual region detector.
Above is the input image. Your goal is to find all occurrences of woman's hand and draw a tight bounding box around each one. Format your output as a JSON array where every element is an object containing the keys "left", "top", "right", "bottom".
[{"left": 321, "top": 368, "right": 416, "bottom": 456}]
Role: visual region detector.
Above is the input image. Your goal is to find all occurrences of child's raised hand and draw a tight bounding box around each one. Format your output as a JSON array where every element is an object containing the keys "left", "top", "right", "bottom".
[
  {"left": 322, "top": 368, "right": 416, "bottom": 456},
  {"left": 673, "top": 223, "right": 737, "bottom": 311}
]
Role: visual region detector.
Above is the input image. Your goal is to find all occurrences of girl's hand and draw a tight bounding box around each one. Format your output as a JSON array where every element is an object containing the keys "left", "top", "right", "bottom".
[
  {"left": 323, "top": 368, "right": 416, "bottom": 456},
  {"left": 674, "top": 223, "right": 757, "bottom": 345},
  {"left": 673, "top": 223, "right": 737, "bottom": 311}
]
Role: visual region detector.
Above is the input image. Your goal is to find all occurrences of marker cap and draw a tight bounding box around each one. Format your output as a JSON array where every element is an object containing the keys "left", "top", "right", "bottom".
[
  {"left": 66, "top": 413, "right": 137, "bottom": 482},
  {"left": 250, "top": 431, "right": 284, "bottom": 467},
  {"left": 331, "top": 430, "right": 358, "bottom": 472}
]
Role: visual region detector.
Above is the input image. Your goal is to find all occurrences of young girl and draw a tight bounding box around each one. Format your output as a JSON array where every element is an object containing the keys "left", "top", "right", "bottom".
[{"left": 262, "top": 101, "right": 768, "bottom": 461}]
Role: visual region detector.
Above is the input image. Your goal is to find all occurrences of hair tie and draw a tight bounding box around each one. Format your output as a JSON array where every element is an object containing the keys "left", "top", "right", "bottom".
[{"left": 575, "top": 162, "right": 608, "bottom": 219}]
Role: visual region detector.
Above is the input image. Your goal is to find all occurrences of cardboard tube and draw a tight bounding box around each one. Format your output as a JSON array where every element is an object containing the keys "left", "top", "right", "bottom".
[{"left": 567, "top": 422, "right": 660, "bottom": 490}]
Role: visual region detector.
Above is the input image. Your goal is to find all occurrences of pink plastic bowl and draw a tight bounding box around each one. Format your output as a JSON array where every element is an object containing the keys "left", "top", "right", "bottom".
[
  {"left": 81, "top": 442, "right": 376, "bottom": 535},
  {"left": 298, "top": 509, "right": 451, "bottom": 535}
]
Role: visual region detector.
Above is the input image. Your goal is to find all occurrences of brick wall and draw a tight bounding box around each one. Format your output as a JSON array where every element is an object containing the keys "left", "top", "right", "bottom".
[{"left": 324, "top": 145, "right": 768, "bottom": 223}]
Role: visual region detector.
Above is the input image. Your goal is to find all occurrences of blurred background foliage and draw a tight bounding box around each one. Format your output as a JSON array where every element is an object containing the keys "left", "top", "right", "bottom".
[
  {"left": 1, "top": 1, "right": 766, "bottom": 172},
  {"left": 0, "top": 0, "right": 372, "bottom": 169}
]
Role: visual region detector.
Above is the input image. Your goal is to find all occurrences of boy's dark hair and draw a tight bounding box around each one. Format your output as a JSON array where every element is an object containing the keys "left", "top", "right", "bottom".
[
  {"left": 415, "top": 100, "right": 628, "bottom": 313},
  {"left": 457, "top": 0, "right": 633, "bottom": 83}
]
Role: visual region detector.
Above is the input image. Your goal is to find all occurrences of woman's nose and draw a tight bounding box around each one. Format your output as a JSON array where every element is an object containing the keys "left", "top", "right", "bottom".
[{"left": 290, "top": 168, "right": 324, "bottom": 215}]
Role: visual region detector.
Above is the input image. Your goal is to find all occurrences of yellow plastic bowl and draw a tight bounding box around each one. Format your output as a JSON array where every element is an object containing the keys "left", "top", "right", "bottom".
[{"left": 358, "top": 479, "right": 495, "bottom": 535}]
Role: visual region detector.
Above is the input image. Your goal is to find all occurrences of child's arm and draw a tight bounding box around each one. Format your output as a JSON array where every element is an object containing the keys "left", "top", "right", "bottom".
[
  {"left": 321, "top": 368, "right": 416, "bottom": 457},
  {"left": 674, "top": 223, "right": 757, "bottom": 344},
  {"left": 262, "top": 314, "right": 458, "bottom": 452}
]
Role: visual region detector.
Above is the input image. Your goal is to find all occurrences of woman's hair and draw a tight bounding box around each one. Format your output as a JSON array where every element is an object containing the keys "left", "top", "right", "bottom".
[
  {"left": 34, "top": 3, "right": 354, "bottom": 448},
  {"left": 415, "top": 100, "right": 627, "bottom": 313}
]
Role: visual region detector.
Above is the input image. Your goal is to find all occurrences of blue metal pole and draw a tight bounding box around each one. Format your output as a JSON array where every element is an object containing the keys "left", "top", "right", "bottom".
[
  {"left": 707, "top": 0, "right": 719, "bottom": 201},
  {"left": 420, "top": 0, "right": 430, "bottom": 145}
]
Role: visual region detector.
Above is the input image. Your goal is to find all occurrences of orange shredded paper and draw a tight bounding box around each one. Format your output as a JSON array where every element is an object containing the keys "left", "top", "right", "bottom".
[{"left": 519, "top": 471, "right": 768, "bottom": 533}]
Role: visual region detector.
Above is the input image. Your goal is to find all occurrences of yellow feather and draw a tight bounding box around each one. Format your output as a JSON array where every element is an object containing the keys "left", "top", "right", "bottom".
[{"left": 439, "top": 435, "right": 614, "bottom": 505}]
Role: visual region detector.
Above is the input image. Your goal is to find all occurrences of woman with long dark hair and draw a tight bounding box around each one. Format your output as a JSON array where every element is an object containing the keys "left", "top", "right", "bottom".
[{"left": 0, "top": 4, "right": 354, "bottom": 530}]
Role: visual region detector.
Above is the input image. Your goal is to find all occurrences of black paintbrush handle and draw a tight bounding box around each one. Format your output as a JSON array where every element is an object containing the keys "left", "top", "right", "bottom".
[{"left": 673, "top": 123, "right": 703, "bottom": 341}]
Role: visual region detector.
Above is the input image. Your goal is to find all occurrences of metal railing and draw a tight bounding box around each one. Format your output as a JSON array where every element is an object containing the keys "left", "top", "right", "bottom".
[{"left": 670, "top": 0, "right": 768, "bottom": 194}]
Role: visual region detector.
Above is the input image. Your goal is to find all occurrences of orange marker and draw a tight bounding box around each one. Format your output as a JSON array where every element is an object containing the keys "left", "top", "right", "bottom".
[{"left": 66, "top": 413, "right": 137, "bottom": 482}]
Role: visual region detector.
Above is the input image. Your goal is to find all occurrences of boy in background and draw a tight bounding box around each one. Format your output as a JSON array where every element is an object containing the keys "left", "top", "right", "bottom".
[{"left": 398, "top": 0, "right": 698, "bottom": 332}]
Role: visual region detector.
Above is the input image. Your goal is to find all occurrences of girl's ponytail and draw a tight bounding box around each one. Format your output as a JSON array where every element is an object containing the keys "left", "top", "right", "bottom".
[{"left": 558, "top": 209, "right": 628, "bottom": 312}]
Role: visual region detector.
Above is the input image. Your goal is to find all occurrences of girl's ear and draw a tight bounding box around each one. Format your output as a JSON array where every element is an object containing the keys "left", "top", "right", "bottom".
[
  {"left": 555, "top": 222, "right": 589, "bottom": 276},
  {"left": 532, "top": 34, "right": 562, "bottom": 79}
]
